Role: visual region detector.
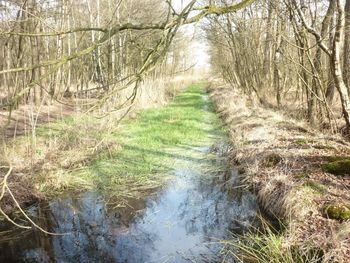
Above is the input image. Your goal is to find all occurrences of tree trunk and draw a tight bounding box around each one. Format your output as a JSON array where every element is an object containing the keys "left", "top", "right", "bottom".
[
  {"left": 332, "top": 0, "right": 350, "bottom": 133},
  {"left": 326, "top": 8, "right": 336, "bottom": 104},
  {"left": 311, "top": 0, "right": 336, "bottom": 123},
  {"left": 263, "top": 0, "right": 274, "bottom": 78},
  {"left": 343, "top": 0, "right": 350, "bottom": 93}
]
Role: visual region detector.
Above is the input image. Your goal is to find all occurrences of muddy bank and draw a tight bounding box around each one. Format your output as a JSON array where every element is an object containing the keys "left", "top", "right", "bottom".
[{"left": 209, "top": 82, "right": 350, "bottom": 262}]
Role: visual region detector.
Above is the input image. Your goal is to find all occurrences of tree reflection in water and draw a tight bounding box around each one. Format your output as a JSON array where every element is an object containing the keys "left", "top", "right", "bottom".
[{"left": 0, "top": 146, "right": 258, "bottom": 263}]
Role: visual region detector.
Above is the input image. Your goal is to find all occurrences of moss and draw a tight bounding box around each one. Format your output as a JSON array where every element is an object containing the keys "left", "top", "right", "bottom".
[
  {"left": 262, "top": 153, "right": 282, "bottom": 167},
  {"left": 295, "top": 139, "right": 309, "bottom": 145},
  {"left": 322, "top": 158, "right": 350, "bottom": 176},
  {"left": 326, "top": 156, "right": 350, "bottom": 162},
  {"left": 323, "top": 203, "right": 350, "bottom": 221}
]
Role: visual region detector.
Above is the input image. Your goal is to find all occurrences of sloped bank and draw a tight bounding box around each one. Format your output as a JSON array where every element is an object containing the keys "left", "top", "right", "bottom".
[{"left": 209, "top": 82, "right": 350, "bottom": 262}]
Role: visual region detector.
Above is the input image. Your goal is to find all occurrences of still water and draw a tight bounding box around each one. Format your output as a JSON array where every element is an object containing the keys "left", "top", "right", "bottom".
[{"left": 0, "top": 145, "right": 258, "bottom": 263}]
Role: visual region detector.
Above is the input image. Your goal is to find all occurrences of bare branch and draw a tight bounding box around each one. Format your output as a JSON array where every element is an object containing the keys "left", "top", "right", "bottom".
[{"left": 291, "top": 0, "right": 332, "bottom": 56}]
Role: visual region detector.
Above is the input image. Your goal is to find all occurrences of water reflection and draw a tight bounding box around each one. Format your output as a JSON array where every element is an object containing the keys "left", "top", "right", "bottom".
[{"left": 0, "top": 149, "right": 258, "bottom": 262}]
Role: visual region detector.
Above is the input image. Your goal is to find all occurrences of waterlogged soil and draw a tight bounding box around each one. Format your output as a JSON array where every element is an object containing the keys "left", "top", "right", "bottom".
[{"left": 0, "top": 91, "right": 258, "bottom": 262}]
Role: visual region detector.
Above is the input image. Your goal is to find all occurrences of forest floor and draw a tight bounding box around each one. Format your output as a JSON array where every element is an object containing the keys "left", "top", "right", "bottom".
[
  {"left": 0, "top": 103, "right": 75, "bottom": 138},
  {"left": 209, "top": 81, "right": 350, "bottom": 262}
]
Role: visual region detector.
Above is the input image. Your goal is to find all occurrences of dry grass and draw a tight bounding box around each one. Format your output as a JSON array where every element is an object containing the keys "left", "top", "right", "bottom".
[{"left": 209, "top": 80, "right": 350, "bottom": 262}]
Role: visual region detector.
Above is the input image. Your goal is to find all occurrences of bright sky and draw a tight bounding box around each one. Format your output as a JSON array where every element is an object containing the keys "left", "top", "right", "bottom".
[{"left": 173, "top": 0, "right": 210, "bottom": 70}]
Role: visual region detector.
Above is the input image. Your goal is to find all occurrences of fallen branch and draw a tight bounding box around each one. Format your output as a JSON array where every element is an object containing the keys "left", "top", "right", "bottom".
[{"left": 0, "top": 164, "right": 67, "bottom": 235}]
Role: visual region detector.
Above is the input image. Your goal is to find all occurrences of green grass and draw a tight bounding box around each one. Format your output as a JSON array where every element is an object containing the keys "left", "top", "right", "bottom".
[
  {"left": 37, "top": 83, "right": 226, "bottom": 198},
  {"left": 223, "top": 221, "right": 324, "bottom": 263},
  {"left": 303, "top": 180, "right": 327, "bottom": 194}
]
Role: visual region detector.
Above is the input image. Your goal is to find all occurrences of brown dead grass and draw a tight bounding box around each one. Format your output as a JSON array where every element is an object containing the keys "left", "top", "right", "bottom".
[
  {"left": 209, "top": 80, "right": 350, "bottom": 262},
  {"left": 0, "top": 103, "right": 75, "bottom": 139}
]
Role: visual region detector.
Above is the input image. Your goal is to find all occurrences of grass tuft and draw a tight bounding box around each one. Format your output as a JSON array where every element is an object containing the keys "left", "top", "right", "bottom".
[
  {"left": 222, "top": 220, "right": 324, "bottom": 263},
  {"left": 303, "top": 180, "right": 327, "bottom": 194}
]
